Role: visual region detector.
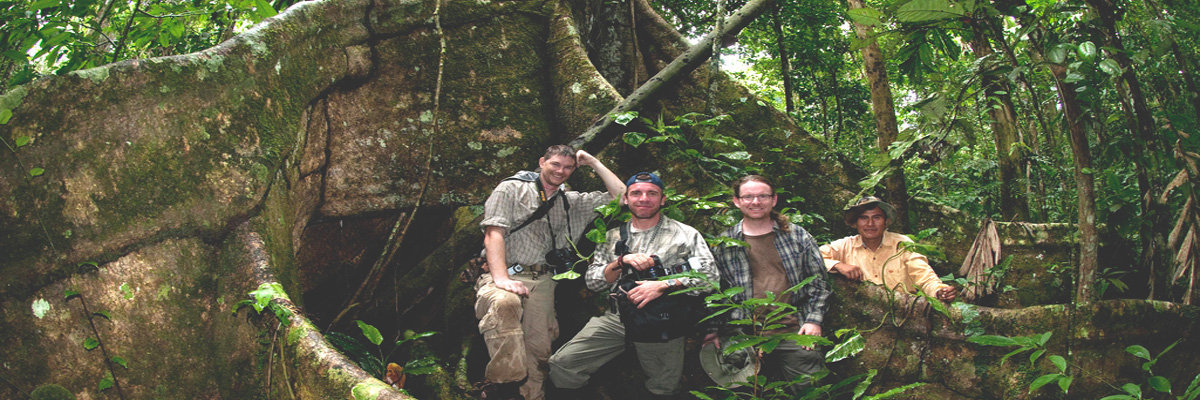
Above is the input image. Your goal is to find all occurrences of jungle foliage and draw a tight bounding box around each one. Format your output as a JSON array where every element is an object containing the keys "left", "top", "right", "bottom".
[{"left": 650, "top": 0, "right": 1200, "bottom": 305}]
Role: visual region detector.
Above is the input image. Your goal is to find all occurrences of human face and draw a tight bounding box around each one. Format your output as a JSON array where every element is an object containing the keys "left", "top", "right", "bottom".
[
  {"left": 854, "top": 208, "right": 888, "bottom": 242},
  {"left": 732, "top": 181, "right": 776, "bottom": 221},
  {"left": 538, "top": 154, "right": 577, "bottom": 188},
  {"left": 623, "top": 182, "right": 665, "bottom": 219}
]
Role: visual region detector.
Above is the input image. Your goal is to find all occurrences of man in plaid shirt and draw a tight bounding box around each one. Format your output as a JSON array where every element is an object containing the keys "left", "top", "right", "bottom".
[{"left": 709, "top": 175, "right": 831, "bottom": 391}]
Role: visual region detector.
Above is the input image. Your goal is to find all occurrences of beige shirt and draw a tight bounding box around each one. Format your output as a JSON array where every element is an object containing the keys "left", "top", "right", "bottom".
[{"left": 819, "top": 231, "right": 949, "bottom": 297}]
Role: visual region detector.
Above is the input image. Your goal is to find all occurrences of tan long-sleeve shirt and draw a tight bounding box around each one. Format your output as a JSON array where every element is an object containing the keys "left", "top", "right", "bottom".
[{"left": 819, "top": 231, "right": 950, "bottom": 297}]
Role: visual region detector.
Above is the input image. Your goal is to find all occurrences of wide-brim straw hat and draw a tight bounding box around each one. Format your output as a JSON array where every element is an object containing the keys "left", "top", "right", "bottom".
[{"left": 843, "top": 196, "right": 896, "bottom": 226}]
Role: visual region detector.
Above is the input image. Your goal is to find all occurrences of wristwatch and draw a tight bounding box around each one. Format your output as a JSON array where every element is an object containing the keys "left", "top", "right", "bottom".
[{"left": 664, "top": 278, "right": 680, "bottom": 289}]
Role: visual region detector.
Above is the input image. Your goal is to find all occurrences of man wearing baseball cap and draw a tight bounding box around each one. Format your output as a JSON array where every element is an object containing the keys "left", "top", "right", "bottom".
[
  {"left": 548, "top": 172, "right": 719, "bottom": 399},
  {"left": 820, "top": 196, "right": 957, "bottom": 301}
]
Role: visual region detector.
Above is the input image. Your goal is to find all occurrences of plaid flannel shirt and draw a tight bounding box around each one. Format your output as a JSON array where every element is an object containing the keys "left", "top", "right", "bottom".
[{"left": 712, "top": 221, "right": 831, "bottom": 325}]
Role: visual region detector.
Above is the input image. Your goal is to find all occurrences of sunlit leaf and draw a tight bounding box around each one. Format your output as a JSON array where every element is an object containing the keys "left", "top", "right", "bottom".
[
  {"left": 1076, "top": 41, "right": 1098, "bottom": 62},
  {"left": 897, "top": 0, "right": 964, "bottom": 23},
  {"left": 825, "top": 331, "right": 864, "bottom": 362},
  {"left": 112, "top": 356, "right": 128, "bottom": 368},
  {"left": 357, "top": 320, "right": 383, "bottom": 346},
  {"left": 1099, "top": 59, "right": 1122, "bottom": 76},
  {"left": 29, "top": 167, "right": 44, "bottom": 177},
  {"left": 623, "top": 131, "right": 647, "bottom": 147},
  {"left": 83, "top": 337, "right": 100, "bottom": 350},
  {"left": 1029, "top": 373, "right": 1061, "bottom": 392},
  {"left": 1126, "top": 344, "right": 1151, "bottom": 361}
]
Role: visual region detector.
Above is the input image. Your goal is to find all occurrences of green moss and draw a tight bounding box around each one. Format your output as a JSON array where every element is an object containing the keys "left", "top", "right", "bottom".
[
  {"left": 67, "top": 66, "right": 110, "bottom": 84},
  {"left": 0, "top": 84, "right": 28, "bottom": 110},
  {"left": 350, "top": 381, "right": 392, "bottom": 400},
  {"left": 287, "top": 319, "right": 313, "bottom": 345}
]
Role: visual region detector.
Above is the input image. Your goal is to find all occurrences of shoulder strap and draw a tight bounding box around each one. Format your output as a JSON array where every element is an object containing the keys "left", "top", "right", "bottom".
[{"left": 509, "top": 191, "right": 557, "bottom": 235}]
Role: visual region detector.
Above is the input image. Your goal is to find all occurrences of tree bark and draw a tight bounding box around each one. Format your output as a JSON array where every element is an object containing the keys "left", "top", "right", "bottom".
[
  {"left": 570, "top": 0, "right": 779, "bottom": 152},
  {"left": 845, "top": 0, "right": 908, "bottom": 230},
  {"left": 771, "top": 6, "right": 794, "bottom": 113},
  {"left": 1084, "top": 0, "right": 1168, "bottom": 299},
  {"left": 1043, "top": 55, "right": 1099, "bottom": 305},
  {"left": 968, "top": 18, "right": 1028, "bottom": 221}
]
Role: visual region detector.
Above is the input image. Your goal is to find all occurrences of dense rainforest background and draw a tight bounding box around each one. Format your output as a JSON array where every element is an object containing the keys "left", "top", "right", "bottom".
[{"left": 2, "top": 0, "right": 1199, "bottom": 398}]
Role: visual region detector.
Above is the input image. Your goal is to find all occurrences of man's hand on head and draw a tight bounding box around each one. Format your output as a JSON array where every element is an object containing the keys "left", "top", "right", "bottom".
[
  {"left": 833, "top": 262, "right": 864, "bottom": 281},
  {"left": 493, "top": 277, "right": 529, "bottom": 297},
  {"left": 576, "top": 150, "right": 598, "bottom": 168}
]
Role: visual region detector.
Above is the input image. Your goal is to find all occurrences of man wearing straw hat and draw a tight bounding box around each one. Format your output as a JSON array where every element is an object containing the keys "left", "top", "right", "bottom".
[{"left": 820, "top": 196, "right": 957, "bottom": 301}]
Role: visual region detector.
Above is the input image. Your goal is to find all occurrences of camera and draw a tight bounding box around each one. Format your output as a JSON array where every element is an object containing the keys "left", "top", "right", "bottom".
[{"left": 545, "top": 248, "right": 581, "bottom": 274}]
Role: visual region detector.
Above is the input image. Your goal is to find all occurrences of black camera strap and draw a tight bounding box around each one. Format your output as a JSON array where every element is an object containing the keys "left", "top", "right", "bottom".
[{"left": 506, "top": 175, "right": 571, "bottom": 240}]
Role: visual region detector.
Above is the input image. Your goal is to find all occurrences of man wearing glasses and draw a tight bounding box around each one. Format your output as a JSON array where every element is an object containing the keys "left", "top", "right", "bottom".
[{"left": 709, "top": 175, "right": 831, "bottom": 391}]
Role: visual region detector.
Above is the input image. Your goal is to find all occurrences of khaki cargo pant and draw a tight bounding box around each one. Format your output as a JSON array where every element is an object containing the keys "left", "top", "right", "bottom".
[
  {"left": 475, "top": 273, "right": 558, "bottom": 400},
  {"left": 547, "top": 312, "right": 685, "bottom": 396}
]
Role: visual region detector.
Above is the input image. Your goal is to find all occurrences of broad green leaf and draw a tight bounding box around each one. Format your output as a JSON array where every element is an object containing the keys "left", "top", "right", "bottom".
[
  {"left": 1148, "top": 376, "right": 1171, "bottom": 393},
  {"left": 1036, "top": 331, "right": 1053, "bottom": 346},
  {"left": 356, "top": 320, "right": 383, "bottom": 346},
  {"left": 0, "top": 109, "right": 12, "bottom": 125},
  {"left": 852, "top": 369, "right": 878, "bottom": 400},
  {"left": 623, "top": 131, "right": 647, "bottom": 147},
  {"left": 15, "top": 135, "right": 29, "bottom": 147},
  {"left": 896, "top": 0, "right": 965, "bottom": 23},
  {"left": 1057, "top": 375, "right": 1073, "bottom": 394},
  {"left": 1048, "top": 355, "right": 1066, "bottom": 372},
  {"left": 1122, "top": 383, "right": 1143, "bottom": 397},
  {"left": 1047, "top": 44, "right": 1070, "bottom": 64},
  {"left": 98, "top": 376, "right": 114, "bottom": 391},
  {"left": 847, "top": 7, "right": 884, "bottom": 27},
  {"left": 249, "top": 282, "right": 288, "bottom": 313},
  {"left": 253, "top": 0, "right": 278, "bottom": 19},
  {"left": 29, "top": 0, "right": 60, "bottom": 11},
  {"left": 1125, "top": 344, "right": 1151, "bottom": 361},
  {"left": 1099, "top": 59, "right": 1122, "bottom": 76},
  {"left": 613, "top": 111, "right": 638, "bottom": 125},
  {"left": 1029, "top": 349, "right": 1046, "bottom": 366},
  {"left": 716, "top": 151, "right": 751, "bottom": 161},
  {"left": 29, "top": 167, "right": 44, "bottom": 177},
  {"left": 1029, "top": 373, "right": 1061, "bottom": 392},
  {"left": 1099, "top": 396, "right": 1137, "bottom": 400},
  {"left": 64, "top": 289, "right": 80, "bottom": 300},
  {"left": 31, "top": 298, "right": 50, "bottom": 318},
  {"left": 1077, "top": 41, "right": 1098, "bottom": 62},
  {"left": 93, "top": 310, "right": 112, "bottom": 320},
  {"left": 825, "top": 331, "right": 865, "bottom": 362},
  {"left": 112, "top": 356, "right": 128, "bottom": 368},
  {"left": 83, "top": 337, "right": 100, "bottom": 350},
  {"left": 551, "top": 270, "right": 580, "bottom": 280}
]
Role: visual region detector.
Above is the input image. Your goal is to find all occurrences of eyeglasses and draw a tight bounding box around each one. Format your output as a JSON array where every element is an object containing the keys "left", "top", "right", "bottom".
[{"left": 737, "top": 194, "right": 773, "bottom": 202}]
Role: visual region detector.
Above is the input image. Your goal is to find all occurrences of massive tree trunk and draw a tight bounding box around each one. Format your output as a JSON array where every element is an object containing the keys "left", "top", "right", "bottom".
[
  {"left": 846, "top": 0, "right": 909, "bottom": 230},
  {"left": 0, "top": 0, "right": 1195, "bottom": 398}
]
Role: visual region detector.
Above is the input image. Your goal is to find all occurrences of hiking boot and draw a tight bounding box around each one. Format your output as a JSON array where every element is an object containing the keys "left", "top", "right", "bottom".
[{"left": 477, "top": 380, "right": 524, "bottom": 400}]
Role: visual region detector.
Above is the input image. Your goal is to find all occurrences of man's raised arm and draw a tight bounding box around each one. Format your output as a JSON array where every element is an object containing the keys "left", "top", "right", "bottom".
[{"left": 577, "top": 150, "right": 625, "bottom": 199}]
